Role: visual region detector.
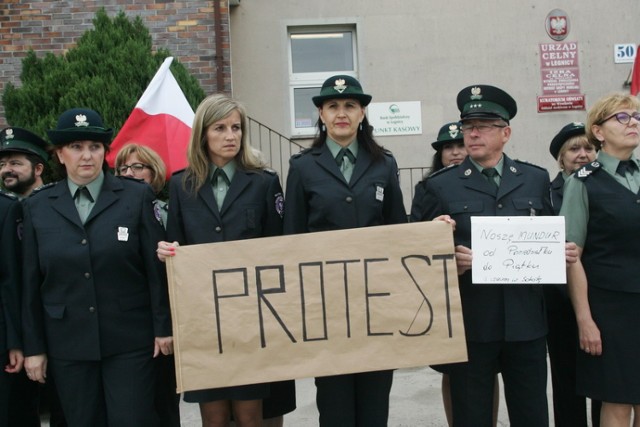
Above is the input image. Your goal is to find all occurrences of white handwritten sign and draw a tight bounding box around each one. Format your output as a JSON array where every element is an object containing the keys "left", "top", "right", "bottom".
[{"left": 471, "top": 216, "right": 566, "bottom": 284}]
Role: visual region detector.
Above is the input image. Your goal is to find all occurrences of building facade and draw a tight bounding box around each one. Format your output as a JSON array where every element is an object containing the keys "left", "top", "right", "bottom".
[
  {"left": 228, "top": 0, "right": 637, "bottom": 197},
  {"left": 2, "top": 1, "right": 638, "bottom": 207}
]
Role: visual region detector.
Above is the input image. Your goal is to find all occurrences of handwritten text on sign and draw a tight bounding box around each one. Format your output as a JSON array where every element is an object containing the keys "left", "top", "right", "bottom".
[
  {"left": 471, "top": 216, "right": 566, "bottom": 284},
  {"left": 166, "top": 222, "right": 467, "bottom": 393}
]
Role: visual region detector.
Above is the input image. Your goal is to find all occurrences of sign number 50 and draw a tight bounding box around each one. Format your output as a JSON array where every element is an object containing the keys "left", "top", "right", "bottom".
[{"left": 615, "top": 44, "right": 637, "bottom": 64}]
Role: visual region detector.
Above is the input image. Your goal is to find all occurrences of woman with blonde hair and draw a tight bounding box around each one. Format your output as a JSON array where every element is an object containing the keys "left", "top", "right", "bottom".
[
  {"left": 562, "top": 93, "right": 640, "bottom": 427},
  {"left": 157, "top": 94, "right": 295, "bottom": 427},
  {"left": 115, "top": 143, "right": 169, "bottom": 228},
  {"left": 115, "top": 143, "right": 167, "bottom": 194}
]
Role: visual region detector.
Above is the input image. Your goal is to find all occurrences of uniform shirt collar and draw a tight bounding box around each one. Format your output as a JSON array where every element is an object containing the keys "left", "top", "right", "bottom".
[
  {"left": 209, "top": 160, "right": 237, "bottom": 182},
  {"left": 326, "top": 137, "right": 359, "bottom": 159},
  {"left": 469, "top": 155, "right": 504, "bottom": 176},
  {"left": 597, "top": 150, "right": 640, "bottom": 175},
  {"left": 67, "top": 170, "right": 104, "bottom": 201}
]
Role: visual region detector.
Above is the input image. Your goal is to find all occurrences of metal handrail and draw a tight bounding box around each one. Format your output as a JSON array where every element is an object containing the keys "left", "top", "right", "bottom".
[
  {"left": 246, "top": 117, "right": 306, "bottom": 178},
  {"left": 246, "top": 117, "right": 429, "bottom": 214}
]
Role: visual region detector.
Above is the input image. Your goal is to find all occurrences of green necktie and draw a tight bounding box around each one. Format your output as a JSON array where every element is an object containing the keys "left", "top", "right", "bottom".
[
  {"left": 336, "top": 149, "right": 356, "bottom": 182},
  {"left": 481, "top": 168, "right": 499, "bottom": 194},
  {"left": 74, "top": 186, "right": 94, "bottom": 223},
  {"left": 212, "top": 169, "right": 230, "bottom": 209}
]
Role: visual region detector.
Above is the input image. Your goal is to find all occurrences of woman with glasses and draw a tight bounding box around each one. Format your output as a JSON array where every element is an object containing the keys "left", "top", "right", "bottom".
[
  {"left": 115, "top": 144, "right": 169, "bottom": 228},
  {"left": 561, "top": 93, "right": 640, "bottom": 426},
  {"left": 114, "top": 143, "right": 181, "bottom": 427}
]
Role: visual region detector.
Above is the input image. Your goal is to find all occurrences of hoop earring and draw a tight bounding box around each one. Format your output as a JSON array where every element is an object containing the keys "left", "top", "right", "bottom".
[
  {"left": 322, "top": 124, "right": 326, "bottom": 132},
  {"left": 359, "top": 122, "right": 363, "bottom": 131}
]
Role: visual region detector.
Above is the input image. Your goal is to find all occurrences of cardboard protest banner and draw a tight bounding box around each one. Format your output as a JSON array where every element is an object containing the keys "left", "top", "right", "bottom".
[
  {"left": 471, "top": 216, "right": 566, "bottom": 284},
  {"left": 166, "top": 221, "right": 466, "bottom": 393}
]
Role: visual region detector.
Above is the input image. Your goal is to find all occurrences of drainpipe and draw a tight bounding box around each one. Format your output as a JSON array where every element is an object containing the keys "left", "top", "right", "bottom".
[{"left": 213, "top": 0, "right": 225, "bottom": 92}]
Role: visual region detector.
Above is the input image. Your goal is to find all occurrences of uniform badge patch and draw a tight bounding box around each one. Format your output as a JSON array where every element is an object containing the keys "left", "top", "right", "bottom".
[
  {"left": 376, "top": 185, "right": 384, "bottom": 202},
  {"left": 153, "top": 202, "right": 163, "bottom": 224},
  {"left": 274, "top": 193, "right": 284, "bottom": 217},
  {"left": 117, "top": 227, "right": 129, "bottom": 242}
]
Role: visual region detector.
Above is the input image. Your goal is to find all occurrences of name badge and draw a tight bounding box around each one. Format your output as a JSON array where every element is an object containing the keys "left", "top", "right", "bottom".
[
  {"left": 375, "top": 185, "right": 384, "bottom": 202},
  {"left": 117, "top": 226, "right": 129, "bottom": 242}
]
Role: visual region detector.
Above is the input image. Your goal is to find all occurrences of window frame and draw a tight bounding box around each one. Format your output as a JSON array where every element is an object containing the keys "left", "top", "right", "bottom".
[{"left": 287, "top": 25, "right": 358, "bottom": 138}]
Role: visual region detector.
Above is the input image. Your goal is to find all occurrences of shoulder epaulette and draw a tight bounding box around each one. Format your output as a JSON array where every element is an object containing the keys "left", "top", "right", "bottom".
[
  {"left": 382, "top": 148, "right": 394, "bottom": 157},
  {"left": 171, "top": 168, "right": 187, "bottom": 176},
  {"left": 428, "top": 163, "right": 458, "bottom": 179},
  {"left": 574, "top": 161, "right": 601, "bottom": 181},
  {"left": 291, "top": 148, "right": 311, "bottom": 160},
  {"left": 263, "top": 167, "right": 277, "bottom": 175},
  {"left": 514, "top": 159, "right": 548, "bottom": 172},
  {"left": 29, "top": 182, "right": 56, "bottom": 196},
  {"left": 0, "top": 188, "right": 18, "bottom": 200},
  {"left": 117, "top": 175, "right": 146, "bottom": 184}
]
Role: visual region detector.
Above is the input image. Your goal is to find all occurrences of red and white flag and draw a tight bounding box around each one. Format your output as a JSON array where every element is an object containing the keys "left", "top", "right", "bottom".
[
  {"left": 631, "top": 44, "right": 640, "bottom": 96},
  {"left": 107, "top": 57, "right": 194, "bottom": 178}
]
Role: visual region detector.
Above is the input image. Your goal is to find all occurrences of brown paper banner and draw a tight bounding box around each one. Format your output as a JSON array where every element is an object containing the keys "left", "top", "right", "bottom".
[{"left": 166, "top": 221, "right": 467, "bottom": 393}]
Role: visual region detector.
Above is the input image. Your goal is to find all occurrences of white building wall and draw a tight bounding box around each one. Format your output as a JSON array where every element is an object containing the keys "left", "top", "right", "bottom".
[{"left": 229, "top": 0, "right": 637, "bottom": 195}]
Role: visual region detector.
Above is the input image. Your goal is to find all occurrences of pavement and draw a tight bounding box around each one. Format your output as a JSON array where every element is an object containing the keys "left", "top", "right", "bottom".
[
  {"left": 176, "top": 361, "right": 592, "bottom": 427},
  {"left": 40, "top": 358, "right": 595, "bottom": 426}
]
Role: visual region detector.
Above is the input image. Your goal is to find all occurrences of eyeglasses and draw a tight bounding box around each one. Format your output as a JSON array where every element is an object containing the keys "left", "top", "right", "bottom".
[
  {"left": 117, "top": 163, "right": 150, "bottom": 174},
  {"left": 598, "top": 111, "right": 640, "bottom": 125},
  {"left": 459, "top": 124, "right": 507, "bottom": 134}
]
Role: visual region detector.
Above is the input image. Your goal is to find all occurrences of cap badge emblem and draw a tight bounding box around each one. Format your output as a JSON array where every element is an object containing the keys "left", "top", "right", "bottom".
[
  {"left": 334, "top": 79, "right": 347, "bottom": 94},
  {"left": 470, "top": 86, "right": 482, "bottom": 100},
  {"left": 75, "top": 114, "right": 89, "bottom": 127},
  {"left": 5, "top": 129, "right": 14, "bottom": 140},
  {"left": 448, "top": 124, "right": 459, "bottom": 138}
]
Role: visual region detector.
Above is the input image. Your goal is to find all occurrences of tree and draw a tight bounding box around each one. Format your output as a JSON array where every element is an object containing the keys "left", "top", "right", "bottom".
[{"left": 2, "top": 8, "right": 205, "bottom": 140}]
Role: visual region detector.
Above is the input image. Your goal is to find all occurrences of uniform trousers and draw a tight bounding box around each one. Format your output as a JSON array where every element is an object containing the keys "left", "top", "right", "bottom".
[
  {"left": 315, "top": 370, "right": 393, "bottom": 427},
  {"left": 0, "top": 351, "right": 10, "bottom": 426},
  {"left": 8, "top": 369, "right": 40, "bottom": 426},
  {"left": 546, "top": 300, "right": 601, "bottom": 427},
  {"left": 449, "top": 337, "right": 548, "bottom": 427},
  {"left": 49, "top": 347, "right": 158, "bottom": 427},
  {"left": 155, "top": 354, "right": 180, "bottom": 427}
]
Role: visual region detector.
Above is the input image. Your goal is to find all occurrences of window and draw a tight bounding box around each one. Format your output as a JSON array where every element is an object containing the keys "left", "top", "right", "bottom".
[{"left": 288, "top": 27, "right": 357, "bottom": 137}]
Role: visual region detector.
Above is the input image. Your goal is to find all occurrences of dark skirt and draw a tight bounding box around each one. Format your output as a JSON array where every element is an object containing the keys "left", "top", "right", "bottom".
[
  {"left": 576, "top": 285, "right": 640, "bottom": 403},
  {"left": 262, "top": 380, "right": 296, "bottom": 418},
  {"left": 183, "top": 382, "right": 269, "bottom": 403}
]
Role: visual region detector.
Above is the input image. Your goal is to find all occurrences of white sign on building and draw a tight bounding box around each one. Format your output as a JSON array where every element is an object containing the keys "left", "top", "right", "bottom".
[{"left": 368, "top": 101, "right": 422, "bottom": 137}]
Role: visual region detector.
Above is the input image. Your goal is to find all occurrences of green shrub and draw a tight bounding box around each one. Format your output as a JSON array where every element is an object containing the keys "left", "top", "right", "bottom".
[{"left": 2, "top": 8, "right": 206, "bottom": 183}]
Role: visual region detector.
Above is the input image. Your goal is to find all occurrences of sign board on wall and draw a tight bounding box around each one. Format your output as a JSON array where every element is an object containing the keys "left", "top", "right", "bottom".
[
  {"left": 368, "top": 101, "right": 423, "bottom": 137},
  {"left": 614, "top": 43, "right": 637, "bottom": 64},
  {"left": 537, "top": 41, "right": 586, "bottom": 113}
]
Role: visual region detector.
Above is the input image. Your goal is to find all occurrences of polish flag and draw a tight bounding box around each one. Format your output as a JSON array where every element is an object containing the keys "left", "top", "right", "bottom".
[
  {"left": 631, "top": 45, "right": 640, "bottom": 96},
  {"left": 107, "top": 57, "right": 194, "bottom": 178}
]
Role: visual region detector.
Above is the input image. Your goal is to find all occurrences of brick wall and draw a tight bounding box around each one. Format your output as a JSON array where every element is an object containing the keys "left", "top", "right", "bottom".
[{"left": 0, "top": 0, "right": 231, "bottom": 127}]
